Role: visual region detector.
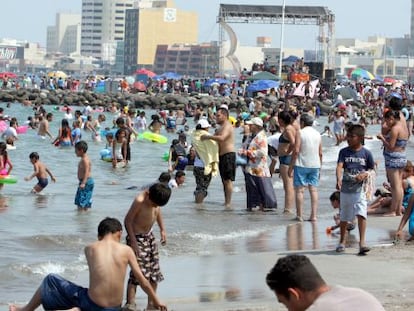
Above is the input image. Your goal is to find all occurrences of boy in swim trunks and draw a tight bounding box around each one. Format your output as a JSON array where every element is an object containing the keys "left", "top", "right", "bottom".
[
  {"left": 24, "top": 152, "right": 56, "bottom": 193},
  {"left": 8, "top": 217, "right": 167, "bottom": 311},
  {"left": 124, "top": 183, "right": 171, "bottom": 311},
  {"left": 74, "top": 141, "right": 94, "bottom": 210}
]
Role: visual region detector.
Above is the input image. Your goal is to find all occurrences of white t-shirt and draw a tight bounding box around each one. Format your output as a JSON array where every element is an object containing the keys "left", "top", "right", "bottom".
[
  {"left": 308, "top": 286, "right": 385, "bottom": 311},
  {"left": 296, "top": 126, "right": 321, "bottom": 168},
  {"left": 2, "top": 126, "right": 17, "bottom": 140}
]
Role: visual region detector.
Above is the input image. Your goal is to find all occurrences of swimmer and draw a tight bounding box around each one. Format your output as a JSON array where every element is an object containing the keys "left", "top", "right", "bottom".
[{"left": 24, "top": 152, "right": 56, "bottom": 193}]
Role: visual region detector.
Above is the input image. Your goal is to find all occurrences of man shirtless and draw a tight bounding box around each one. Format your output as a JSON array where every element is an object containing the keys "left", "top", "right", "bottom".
[
  {"left": 37, "top": 112, "right": 53, "bottom": 139},
  {"left": 9, "top": 217, "right": 167, "bottom": 311},
  {"left": 202, "top": 107, "right": 236, "bottom": 207}
]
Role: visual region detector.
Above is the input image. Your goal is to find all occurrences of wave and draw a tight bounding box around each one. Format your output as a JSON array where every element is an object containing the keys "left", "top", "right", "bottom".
[
  {"left": 19, "top": 234, "right": 86, "bottom": 251},
  {"left": 11, "top": 254, "right": 87, "bottom": 277}
]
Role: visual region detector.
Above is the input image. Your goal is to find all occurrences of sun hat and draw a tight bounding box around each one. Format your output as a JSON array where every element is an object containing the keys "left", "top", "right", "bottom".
[{"left": 245, "top": 117, "right": 263, "bottom": 127}]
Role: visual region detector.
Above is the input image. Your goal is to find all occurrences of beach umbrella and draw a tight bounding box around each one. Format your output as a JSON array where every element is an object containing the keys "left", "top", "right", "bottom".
[
  {"left": 0, "top": 72, "right": 17, "bottom": 79},
  {"left": 47, "top": 71, "right": 67, "bottom": 79},
  {"left": 247, "top": 80, "right": 280, "bottom": 92},
  {"left": 248, "top": 71, "right": 279, "bottom": 81},
  {"left": 135, "top": 68, "right": 156, "bottom": 78},
  {"left": 350, "top": 68, "right": 374, "bottom": 80},
  {"left": 282, "top": 55, "right": 300, "bottom": 63},
  {"left": 204, "top": 78, "right": 230, "bottom": 87},
  {"left": 133, "top": 81, "right": 147, "bottom": 92},
  {"left": 159, "top": 72, "right": 182, "bottom": 80},
  {"left": 334, "top": 86, "right": 358, "bottom": 101},
  {"left": 383, "top": 77, "right": 397, "bottom": 85}
]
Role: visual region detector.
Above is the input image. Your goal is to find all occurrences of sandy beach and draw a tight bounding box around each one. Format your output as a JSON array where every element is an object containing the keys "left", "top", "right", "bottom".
[{"left": 150, "top": 215, "right": 414, "bottom": 311}]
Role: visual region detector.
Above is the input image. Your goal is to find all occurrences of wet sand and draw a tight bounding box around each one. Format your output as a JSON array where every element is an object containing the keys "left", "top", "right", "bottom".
[
  {"left": 153, "top": 216, "right": 414, "bottom": 310},
  {"left": 6, "top": 216, "right": 413, "bottom": 311}
]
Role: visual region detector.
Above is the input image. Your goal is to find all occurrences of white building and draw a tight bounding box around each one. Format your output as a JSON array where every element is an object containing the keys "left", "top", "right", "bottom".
[
  {"left": 80, "top": 0, "right": 134, "bottom": 63},
  {"left": 46, "top": 13, "right": 81, "bottom": 55}
]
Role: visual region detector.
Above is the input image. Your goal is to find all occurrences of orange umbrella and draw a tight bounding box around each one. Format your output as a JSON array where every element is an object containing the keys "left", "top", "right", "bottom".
[{"left": 135, "top": 68, "right": 156, "bottom": 78}]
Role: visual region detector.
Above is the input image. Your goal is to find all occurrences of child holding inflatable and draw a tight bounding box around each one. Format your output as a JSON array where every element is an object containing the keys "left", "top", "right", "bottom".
[{"left": 0, "top": 141, "right": 13, "bottom": 190}]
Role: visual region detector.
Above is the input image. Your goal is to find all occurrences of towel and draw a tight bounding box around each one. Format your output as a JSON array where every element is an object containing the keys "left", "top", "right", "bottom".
[{"left": 191, "top": 130, "right": 219, "bottom": 176}]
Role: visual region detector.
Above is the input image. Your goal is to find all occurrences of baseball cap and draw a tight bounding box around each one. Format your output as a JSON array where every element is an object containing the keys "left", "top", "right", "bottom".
[
  {"left": 197, "top": 118, "right": 211, "bottom": 129},
  {"left": 245, "top": 117, "right": 263, "bottom": 127}
]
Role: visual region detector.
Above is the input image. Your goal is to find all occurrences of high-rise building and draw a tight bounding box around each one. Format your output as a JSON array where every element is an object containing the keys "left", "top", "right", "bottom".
[
  {"left": 80, "top": 0, "right": 134, "bottom": 63},
  {"left": 47, "top": 13, "right": 81, "bottom": 55},
  {"left": 153, "top": 42, "right": 219, "bottom": 77},
  {"left": 123, "top": 0, "right": 198, "bottom": 74}
]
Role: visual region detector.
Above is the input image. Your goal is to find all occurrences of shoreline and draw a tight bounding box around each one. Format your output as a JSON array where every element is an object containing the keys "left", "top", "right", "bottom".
[{"left": 5, "top": 215, "right": 410, "bottom": 311}]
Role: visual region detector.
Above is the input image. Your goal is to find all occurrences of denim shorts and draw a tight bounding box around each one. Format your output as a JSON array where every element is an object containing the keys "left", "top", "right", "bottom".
[
  {"left": 41, "top": 274, "right": 121, "bottom": 311},
  {"left": 293, "top": 166, "right": 320, "bottom": 187},
  {"left": 279, "top": 155, "right": 292, "bottom": 166}
]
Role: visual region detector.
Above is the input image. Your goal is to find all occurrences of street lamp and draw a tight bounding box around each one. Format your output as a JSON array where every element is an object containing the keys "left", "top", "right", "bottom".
[{"left": 278, "top": 0, "right": 286, "bottom": 80}]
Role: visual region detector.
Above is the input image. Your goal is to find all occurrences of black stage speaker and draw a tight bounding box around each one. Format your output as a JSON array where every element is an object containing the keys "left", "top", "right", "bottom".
[
  {"left": 304, "top": 62, "right": 324, "bottom": 78},
  {"left": 324, "top": 69, "right": 335, "bottom": 81}
]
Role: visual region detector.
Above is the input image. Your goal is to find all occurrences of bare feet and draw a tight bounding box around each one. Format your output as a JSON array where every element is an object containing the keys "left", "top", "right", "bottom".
[
  {"left": 383, "top": 212, "right": 396, "bottom": 217},
  {"left": 306, "top": 218, "right": 317, "bottom": 222}
]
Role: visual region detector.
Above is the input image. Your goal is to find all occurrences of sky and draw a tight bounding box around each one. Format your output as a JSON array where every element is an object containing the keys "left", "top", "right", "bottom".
[{"left": 0, "top": 0, "right": 410, "bottom": 50}]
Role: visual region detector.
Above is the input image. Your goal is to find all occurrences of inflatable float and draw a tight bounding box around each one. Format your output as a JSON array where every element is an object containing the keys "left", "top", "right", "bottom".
[
  {"left": 0, "top": 175, "right": 17, "bottom": 184},
  {"left": 138, "top": 131, "right": 168, "bottom": 144},
  {"left": 100, "top": 149, "right": 112, "bottom": 162},
  {"left": 16, "top": 125, "right": 29, "bottom": 134}
]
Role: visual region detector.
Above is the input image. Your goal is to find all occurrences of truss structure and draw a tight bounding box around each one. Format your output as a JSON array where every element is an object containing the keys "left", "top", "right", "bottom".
[{"left": 217, "top": 4, "right": 335, "bottom": 74}]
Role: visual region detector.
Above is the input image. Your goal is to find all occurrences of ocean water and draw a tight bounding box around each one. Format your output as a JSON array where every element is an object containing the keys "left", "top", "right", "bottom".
[{"left": 0, "top": 103, "right": 403, "bottom": 309}]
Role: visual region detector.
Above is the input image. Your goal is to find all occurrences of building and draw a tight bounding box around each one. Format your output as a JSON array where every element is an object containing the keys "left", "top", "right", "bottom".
[
  {"left": 153, "top": 42, "right": 219, "bottom": 77},
  {"left": 46, "top": 13, "right": 81, "bottom": 56},
  {"left": 80, "top": 0, "right": 134, "bottom": 63},
  {"left": 123, "top": 0, "right": 198, "bottom": 75}
]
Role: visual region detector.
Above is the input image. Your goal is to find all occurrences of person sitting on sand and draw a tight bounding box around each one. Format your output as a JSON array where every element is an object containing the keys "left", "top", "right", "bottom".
[
  {"left": 326, "top": 191, "right": 356, "bottom": 233},
  {"left": 368, "top": 161, "right": 414, "bottom": 215},
  {"left": 8, "top": 217, "right": 167, "bottom": 311}
]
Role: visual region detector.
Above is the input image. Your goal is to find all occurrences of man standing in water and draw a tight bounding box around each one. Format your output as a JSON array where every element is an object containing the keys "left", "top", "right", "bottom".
[
  {"left": 202, "top": 106, "right": 236, "bottom": 208},
  {"left": 8, "top": 217, "right": 167, "bottom": 311},
  {"left": 37, "top": 112, "right": 54, "bottom": 140}
]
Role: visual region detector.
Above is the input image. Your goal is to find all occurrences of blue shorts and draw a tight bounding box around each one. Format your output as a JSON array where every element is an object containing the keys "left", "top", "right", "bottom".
[
  {"left": 279, "top": 155, "right": 292, "bottom": 166},
  {"left": 293, "top": 166, "right": 320, "bottom": 187},
  {"left": 60, "top": 140, "right": 72, "bottom": 147},
  {"left": 74, "top": 177, "right": 94, "bottom": 208},
  {"left": 383, "top": 150, "right": 407, "bottom": 169},
  {"left": 41, "top": 274, "right": 121, "bottom": 311},
  {"left": 36, "top": 177, "right": 48, "bottom": 189}
]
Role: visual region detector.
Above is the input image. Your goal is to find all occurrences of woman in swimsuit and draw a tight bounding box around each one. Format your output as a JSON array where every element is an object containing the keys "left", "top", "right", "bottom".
[
  {"left": 277, "top": 110, "right": 298, "bottom": 214},
  {"left": 377, "top": 108, "right": 409, "bottom": 216}
]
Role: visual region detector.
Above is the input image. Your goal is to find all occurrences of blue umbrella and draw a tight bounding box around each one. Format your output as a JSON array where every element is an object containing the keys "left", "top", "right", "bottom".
[
  {"left": 154, "top": 72, "right": 182, "bottom": 80},
  {"left": 204, "top": 78, "right": 230, "bottom": 87},
  {"left": 247, "top": 80, "right": 280, "bottom": 92}
]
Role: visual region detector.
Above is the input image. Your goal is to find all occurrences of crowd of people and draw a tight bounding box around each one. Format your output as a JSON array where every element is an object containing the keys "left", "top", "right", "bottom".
[{"left": 2, "top": 76, "right": 413, "bottom": 310}]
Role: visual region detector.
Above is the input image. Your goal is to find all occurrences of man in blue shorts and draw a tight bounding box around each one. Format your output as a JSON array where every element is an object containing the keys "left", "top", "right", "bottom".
[
  {"left": 8, "top": 217, "right": 167, "bottom": 311},
  {"left": 288, "top": 113, "right": 322, "bottom": 221}
]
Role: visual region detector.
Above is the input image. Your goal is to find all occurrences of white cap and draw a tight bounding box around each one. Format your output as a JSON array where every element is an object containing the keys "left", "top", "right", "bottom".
[
  {"left": 245, "top": 117, "right": 263, "bottom": 127},
  {"left": 197, "top": 118, "right": 211, "bottom": 129}
]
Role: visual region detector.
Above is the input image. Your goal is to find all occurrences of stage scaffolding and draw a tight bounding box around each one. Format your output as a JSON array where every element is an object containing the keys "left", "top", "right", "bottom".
[{"left": 217, "top": 4, "right": 335, "bottom": 76}]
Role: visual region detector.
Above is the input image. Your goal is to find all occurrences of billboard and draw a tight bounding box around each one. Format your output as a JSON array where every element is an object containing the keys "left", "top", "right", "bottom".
[{"left": 0, "top": 46, "right": 24, "bottom": 60}]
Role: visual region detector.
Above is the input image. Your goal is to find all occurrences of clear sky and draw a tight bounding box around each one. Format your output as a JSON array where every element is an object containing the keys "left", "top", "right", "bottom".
[{"left": 0, "top": 0, "right": 410, "bottom": 49}]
